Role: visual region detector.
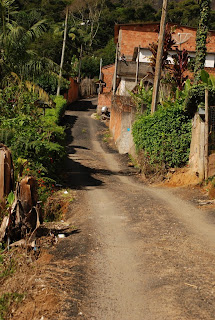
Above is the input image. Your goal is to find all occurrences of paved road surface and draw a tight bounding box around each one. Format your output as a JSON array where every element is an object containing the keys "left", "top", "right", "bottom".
[{"left": 55, "top": 98, "right": 215, "bottom": 320}]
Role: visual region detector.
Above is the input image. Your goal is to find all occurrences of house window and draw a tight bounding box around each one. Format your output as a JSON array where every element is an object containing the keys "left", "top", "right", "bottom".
[
  {"left": 139, "top": 49, "right": 152, "bottom": 63},
  {"left": 205, "top": 54, "right": 215, "bottom": 68}
]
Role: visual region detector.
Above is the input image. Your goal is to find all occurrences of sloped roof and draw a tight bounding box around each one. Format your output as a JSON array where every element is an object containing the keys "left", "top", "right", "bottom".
[{"left": 114, "top": 22, "right": 215, "bottom": 43}]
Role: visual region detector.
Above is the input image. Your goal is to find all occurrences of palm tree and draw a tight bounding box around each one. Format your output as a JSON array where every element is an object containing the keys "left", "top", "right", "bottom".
[{"left": 0, "top": 4, "right": 59, "bottom": 87}]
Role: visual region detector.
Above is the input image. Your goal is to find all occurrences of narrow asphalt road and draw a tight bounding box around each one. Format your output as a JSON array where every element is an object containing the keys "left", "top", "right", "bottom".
[{"left": 55, "top": 98, "right": 215, "bottom": 320}]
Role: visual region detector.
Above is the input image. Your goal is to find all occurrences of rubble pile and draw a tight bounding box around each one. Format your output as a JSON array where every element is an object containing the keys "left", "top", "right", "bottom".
[{"left": 0, "top": 145, "right": 42, "bottom": 246}]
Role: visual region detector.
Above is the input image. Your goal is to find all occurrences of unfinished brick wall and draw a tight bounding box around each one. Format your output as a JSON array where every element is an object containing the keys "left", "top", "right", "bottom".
[
  {"left": 115, "top": 23, "right": 215, "bottom": 60},
  {"left": 97, "top": 92, "right": 112, "bottom": 114},
  {"left": 102, "top": 64, "right": 115, "bottom": 93},
  {"left": 64, "top": 78, "right": 79, "bottom": 103},
  {"left": 97, "top": 64, "right": 115, "bottom": 113}
]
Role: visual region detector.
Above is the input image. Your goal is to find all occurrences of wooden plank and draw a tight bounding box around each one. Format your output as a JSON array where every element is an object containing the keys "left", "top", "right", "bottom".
[{"left": 204, "top": 89, "right": 209, "bottom": 180}]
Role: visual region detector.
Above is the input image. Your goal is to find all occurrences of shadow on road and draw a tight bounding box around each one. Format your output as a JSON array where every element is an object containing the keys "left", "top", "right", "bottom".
[
  {"left": 62, "top": 98, "right": 137, "bottom": 190},
  {"left": 62, "top": 98, "right": 104, "bottom": 189},
  {"left": 67, "top": 99, "right": 97, "bottom": 112}
]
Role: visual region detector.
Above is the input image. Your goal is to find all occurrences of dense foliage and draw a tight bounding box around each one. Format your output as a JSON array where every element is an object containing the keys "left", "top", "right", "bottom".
[
  {"left": 5, "top": 0, "right": 215, "bottom": 80},
  {"left": 185, "top": 83, "right": 215, "bottom": 115},
  {"left": 0, "top": 84, "right": 67, "bottom": 200},
  {"left": 194, "top": 0, "right": 211, "bottom": 82},
  {"left": 132, "top": 101, "right": 192, "bottom": 168}
]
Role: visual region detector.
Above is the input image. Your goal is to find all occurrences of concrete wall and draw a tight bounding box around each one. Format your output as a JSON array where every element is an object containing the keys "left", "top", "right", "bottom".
[
  {"left": 189, "top": 113, "right": 205, "bottom": 180},
  {"left": 109, "top": 95, "right": 136, "bottom": 154}
]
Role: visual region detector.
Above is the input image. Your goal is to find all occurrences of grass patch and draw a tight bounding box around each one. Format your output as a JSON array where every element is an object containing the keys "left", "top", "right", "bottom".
[
  {"left": 103, "top": 131, "right": 111, "bottom": 143},
  {"left": 44, "top": 190, "right": 75, "bottom": 222},
  {"left": 0, "top": 293, "right": 25, "bottom": 320},
  {"left": 0, "top": 255, "right": 16, "bottom": 280},
  {"left": 95, "top": 113, "right": 101, "bottom": 120},
  {"left": 128, "top": 154, "right": 139, "bottom": 169}
]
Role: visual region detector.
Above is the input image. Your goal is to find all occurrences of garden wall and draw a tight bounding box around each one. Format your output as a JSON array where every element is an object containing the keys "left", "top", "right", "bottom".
[
  {"left": 109, "top": 95, "right": 136, "bottom": 154},
  {"left": 97, "top": 92, "right": 112, "bottom": 114},
  {"left": 64, "top": 78, "right": 79, "bottom": 103}
]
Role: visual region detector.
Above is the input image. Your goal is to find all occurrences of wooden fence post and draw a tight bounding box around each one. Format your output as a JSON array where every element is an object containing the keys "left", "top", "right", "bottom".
[
  {"left": 135, "top": 46, "right": 140, "bottom": 86},
  {"left": 113, "top": 43, "right": 119, "bottom": 95},
  {"left": 204, "top": 88, "right": 209, "bottom": 180}
]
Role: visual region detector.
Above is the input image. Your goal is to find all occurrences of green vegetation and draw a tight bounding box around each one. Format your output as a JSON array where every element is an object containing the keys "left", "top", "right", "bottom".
[
  {"left": 132, "top": 96, "right": 192, "bottom": 168},
  {"left": 194, "top": 0, "right": 211, "bottom": 82},
  {"left": 167, "top": 0, "right": 200, "bottom": 27},
  {"left": 0, "top": 255, "right": 16, "bottom": 280},
  {"left": 0, "top": 83, "right": 67, "bottom": 203},
  {"left": 44, "top": 190, "right": 74, "bottom": 222},
  {"left": 9, "top": 0, "right": 215, "bottom": 80},
  {"left": 103, "top": 131, "right": 111, "bottom": 143},
  {"left": 0, "top": 293, "right": 24, "bottom": 320}
]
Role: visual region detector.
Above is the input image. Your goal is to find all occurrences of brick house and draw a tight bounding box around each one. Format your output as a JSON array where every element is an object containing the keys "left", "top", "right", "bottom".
[
  {"left": 98, "top": 22, "right": 215, "bottom": 104},
  {"left": 98, "top": 22, "right": 215, "bottom": 155}
]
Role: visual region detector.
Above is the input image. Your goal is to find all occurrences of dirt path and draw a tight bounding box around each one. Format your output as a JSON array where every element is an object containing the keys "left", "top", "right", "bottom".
[{"left": 56, "top": 98, "right": 215, "bottom": 320}]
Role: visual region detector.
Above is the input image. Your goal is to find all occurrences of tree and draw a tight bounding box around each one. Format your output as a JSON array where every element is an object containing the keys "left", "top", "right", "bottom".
[
  {"left": 167, "top": 0, "right": 200, "bottom": 27},
  {"left": 148, "top": 26, "right": 176, "bottom": 74},
  {"left": 57, "top": 6, "right": 69, "bottom": 96},
  {"left": 69, "top": 0, "right": 105, "bottom": 48},
  {"left": 171, "top": 48, "right": 189, "bottom": 90},
  {"left": 0, "top": 5, "right": 58, "bottom": 86},
  {"left": 194, "top": 0, "right": 211, "bottom": 83}
]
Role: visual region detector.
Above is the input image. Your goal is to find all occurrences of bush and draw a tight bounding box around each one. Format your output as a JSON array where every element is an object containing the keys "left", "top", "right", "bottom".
[
  {"left": 0, "top": 85, "right": 67, "bottom": 203},
  {"left": 36, "top": 74, "right": 70, "bottom": 95},
  {"left": 132, "top": 103, "right": 192, "bottom": 168},
  {"left": 185, "top": 83, "right": 215, "bottom": 116}
]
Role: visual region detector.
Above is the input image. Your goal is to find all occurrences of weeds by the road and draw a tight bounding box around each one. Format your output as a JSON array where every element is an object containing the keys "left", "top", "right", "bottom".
[
  {"left": 103, "top": 131, "right": 111, "bottom": 143},
  {"left": 0, "top": 292, "right": 25, "bottom": 320},
  {"left": 0, "top": 254, "right": 16, "bottom": 280},
  {"left": 44, "top": 190, "right": 75, "bottom": 222}
]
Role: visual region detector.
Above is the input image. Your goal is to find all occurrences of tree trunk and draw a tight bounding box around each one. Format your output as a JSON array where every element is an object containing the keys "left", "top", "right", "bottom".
[
  {"left": 57, "top": 7, "right": 69, "bottom": 96},
  {"left": 151, "top": 0, "right": 168, "bottom": 114}
]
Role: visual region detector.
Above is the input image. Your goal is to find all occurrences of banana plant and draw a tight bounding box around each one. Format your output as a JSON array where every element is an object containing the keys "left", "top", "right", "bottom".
[{"left": 200, "top": 69, "right": 215, "bottom": 88}]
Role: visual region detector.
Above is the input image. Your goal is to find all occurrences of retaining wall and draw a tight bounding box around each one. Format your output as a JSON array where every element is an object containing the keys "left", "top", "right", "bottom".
[{"left": 109, "top": 95, "right": 136, "bottom": 154}]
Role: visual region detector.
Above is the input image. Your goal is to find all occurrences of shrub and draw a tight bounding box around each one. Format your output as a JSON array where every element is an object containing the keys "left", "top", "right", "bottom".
[
  {"left": 0, "top": 85, "right": 67, "bottom": 203},
  {"left": 0, "top": 293, "right": 24, "bottom": 320},
  {"left": 36, "top": 74, "right": 70, "bottom": 95},
  {"left": 185, "top": 83, "right": 215, "bottom": 116},
  {"left": 132, "top": 103, "right": 192, "bottom": 168}
]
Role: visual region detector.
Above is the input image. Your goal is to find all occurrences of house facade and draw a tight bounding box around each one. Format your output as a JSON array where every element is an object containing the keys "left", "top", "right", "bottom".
[
  {"left": 97, "top": 22, "right": 215, "bottom": 156},
  {"left": 98, "top": 22, "right": 215, "bottom": 104}
]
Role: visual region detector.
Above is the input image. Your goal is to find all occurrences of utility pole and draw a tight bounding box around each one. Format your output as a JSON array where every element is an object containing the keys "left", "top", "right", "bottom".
[
  {"left": 57, "top": 7, "right": 69, "bottom": 96},
  {"left": 77, "top": 44, "right": 83, "bottom": 84},
  {"left": 151, "top": 0, "right": 168, "bottom": 114},
  {"left": 99, "top": 58, "right": 103, "bottom": 94},
  {"left": 113, "top": 43, "right": 119, "bottom": 95},
  {"left": 135, "top": 46, "right": 140, "bottom": 86}
]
